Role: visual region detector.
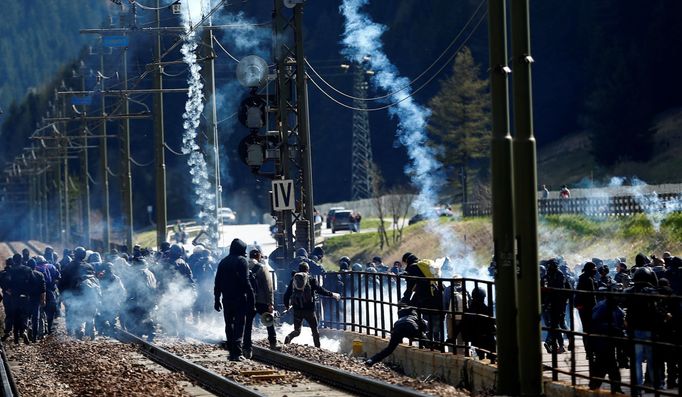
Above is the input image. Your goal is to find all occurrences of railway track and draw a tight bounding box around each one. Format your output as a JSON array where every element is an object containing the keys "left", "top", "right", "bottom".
[
  {"left": 113, "top": 329, "right": 434, "bottom": 397},
  {"left": 0, "top": 341, "right": 19, "bottom": 397},
  {"left": 113, "top": 329, "right": 263, "bottom": 397}
]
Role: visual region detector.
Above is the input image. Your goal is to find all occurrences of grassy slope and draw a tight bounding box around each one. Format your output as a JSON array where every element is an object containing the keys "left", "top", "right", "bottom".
[{"left": 323, "top": 214, "right": 682, "bottom": 271}]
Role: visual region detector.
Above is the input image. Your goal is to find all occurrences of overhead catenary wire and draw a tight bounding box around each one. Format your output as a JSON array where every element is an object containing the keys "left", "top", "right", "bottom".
[
  {"left": 306, "top": 9, "right": 488, "bottom": 112},
  {"left": 304, "top": 0, "right": 487, "bottom": 103},
  {"left": 127, "top": 0, "right": 177, "bottom": 11},
  {"left": 129, "top": 156, "right": 154, "bottom": 167},
  {"left": 163, "top": 142, "right": 187, "bottom": 156}
]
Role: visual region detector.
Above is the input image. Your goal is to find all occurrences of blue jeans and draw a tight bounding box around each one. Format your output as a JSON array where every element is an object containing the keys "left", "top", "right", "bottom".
[{"left": 633, "top": 329, "right": 654, "bottom": 388}]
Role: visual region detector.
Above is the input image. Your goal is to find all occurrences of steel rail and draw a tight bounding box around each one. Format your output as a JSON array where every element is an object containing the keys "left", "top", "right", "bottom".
[
  {"left": 251, "top": 346, "right": 432, "bottom": 397},
  {"left": 0, "top": 342, "right": 19, "bottom": 397},
  {"left": 113, "top": 329, "right": 266, "bottom": 397}
]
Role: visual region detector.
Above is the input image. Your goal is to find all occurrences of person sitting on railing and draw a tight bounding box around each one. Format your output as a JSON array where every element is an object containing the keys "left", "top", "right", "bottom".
[
  {"left": 462, "top": 287, "right": 496, "bottom": 363},
  {"left": 365, "top": 306, "right": 428, "bottom": 367}
]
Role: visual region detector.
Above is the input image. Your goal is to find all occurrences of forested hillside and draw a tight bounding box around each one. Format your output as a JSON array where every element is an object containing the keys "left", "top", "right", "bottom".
[
  {"left": 2, "top": 1, "right": 682, "bottom": 227},
  {"left": 0, "top": 2, "right": 107, "bottom": 108}
]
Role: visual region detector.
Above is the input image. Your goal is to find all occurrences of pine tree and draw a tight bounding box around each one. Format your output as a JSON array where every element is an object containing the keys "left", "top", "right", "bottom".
[{"left": 427, "top": 47, "right": 490, "bottom": 203}]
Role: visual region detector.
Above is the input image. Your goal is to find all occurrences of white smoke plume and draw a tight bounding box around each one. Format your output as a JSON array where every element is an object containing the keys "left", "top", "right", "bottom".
[
  {"left": 339, "top": 0, "right": 475, "bottom": 275},
  {"left": 180, "top": 1, "right": 219, "bottom": 244},
  {"left": 630, "top": 177, "right": 682, "bottom": 232}
]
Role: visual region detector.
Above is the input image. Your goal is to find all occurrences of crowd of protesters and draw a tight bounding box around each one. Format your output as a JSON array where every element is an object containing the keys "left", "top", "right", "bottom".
[
  {"left": 2, "top": 235, "right": 679, "bottom": 393},
  {"left": 541, "top": 252, "right": 681, "bottom": 393}
]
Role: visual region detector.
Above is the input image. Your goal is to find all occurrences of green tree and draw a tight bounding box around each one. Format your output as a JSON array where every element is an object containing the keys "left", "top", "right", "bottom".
[{"left": 427, "top": 47, "right": 490, "bottom": 203}]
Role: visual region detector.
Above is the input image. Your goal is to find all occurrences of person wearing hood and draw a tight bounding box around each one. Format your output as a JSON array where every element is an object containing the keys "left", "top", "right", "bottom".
[
  {"left": 365, "top": 306, "right": 428, "bottom": 366},
  {"left": 664, "top": 256, "right": 682, "bottom": 296},
  {"left": 634, "top": 252, "right": 650, "bottom": 268},
  {"left": 214, "top": 238, "right": 255, "bottom": 361}
]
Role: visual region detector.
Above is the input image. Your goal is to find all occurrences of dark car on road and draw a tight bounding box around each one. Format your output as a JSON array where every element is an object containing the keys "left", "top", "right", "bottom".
[
  {"left": 326, "top": 207, "right": 345, "bottom": 229},
  {"left": 331, "top": 210, "right": 354, "bottom": 233}
]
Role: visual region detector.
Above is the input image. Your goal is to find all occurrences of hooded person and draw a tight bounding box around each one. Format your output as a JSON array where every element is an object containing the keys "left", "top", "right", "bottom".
[
  {"left": 634, "top": 252, "right": 650, "bottom": 268},
  {"left": 214, "top": 238, "right": 256, "bottom": 361}
]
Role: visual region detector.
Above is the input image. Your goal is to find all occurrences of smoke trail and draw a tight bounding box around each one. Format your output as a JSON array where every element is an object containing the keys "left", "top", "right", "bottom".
[
  {"left": 180, "top": 1, "right": 219, "bottom": 244},
  {"left": 631, "top": 177, "right": 682, "bottom": 232},
  {"left": 340, "top": 0, "right": 475, "bottom": 276}
]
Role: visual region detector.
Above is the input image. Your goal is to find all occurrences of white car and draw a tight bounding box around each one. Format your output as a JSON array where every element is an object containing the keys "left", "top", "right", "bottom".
[{"left": 219, "top": 207, "right": 237, "bottom": 224}]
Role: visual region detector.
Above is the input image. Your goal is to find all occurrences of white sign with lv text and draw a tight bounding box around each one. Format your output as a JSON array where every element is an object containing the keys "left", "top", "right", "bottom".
[{"left": 272, "top": 179, "right": 295, "bottom": 211}]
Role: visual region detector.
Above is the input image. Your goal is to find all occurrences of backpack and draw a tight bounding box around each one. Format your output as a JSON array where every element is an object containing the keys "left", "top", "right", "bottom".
[{"left": 291, "top": 272, "right": 312, "bottom": 308}]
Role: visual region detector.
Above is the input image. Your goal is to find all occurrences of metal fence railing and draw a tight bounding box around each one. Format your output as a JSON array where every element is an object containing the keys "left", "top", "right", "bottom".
[
  {"left": 313, "top": 272, "right": 682, "bottom": 396},
  {"left": 315, "top": 272, "right": 496, "bottom": 359},
  {"left": 463, "top": 193, "right": 682, "bottom": 218}
]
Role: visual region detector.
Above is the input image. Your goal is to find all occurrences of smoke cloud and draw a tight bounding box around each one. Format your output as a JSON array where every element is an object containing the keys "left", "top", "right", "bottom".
[
  {"left": 180, "top": 1, "right": 219, "bottom": 244},
  {"left": 339, "top": 0, "right": 476, "bottom": 276}
]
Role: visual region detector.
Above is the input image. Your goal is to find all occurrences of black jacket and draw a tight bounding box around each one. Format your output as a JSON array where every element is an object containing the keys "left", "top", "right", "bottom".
[
  {"left": 214, "top": 239, "right": 255, "bottom": 308},
  {"left": 392, "top": 307, "right": 428, "bottom": 339},
  {"left": 283, "top": 274, "right": 333, "bottom": 311},
  {"left": 575, "top": 272, "right": 597, "bottom": 310}
]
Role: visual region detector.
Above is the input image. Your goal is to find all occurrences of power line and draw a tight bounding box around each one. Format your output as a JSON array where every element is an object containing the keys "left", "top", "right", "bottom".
[
  {"left": 129, "top": 156, "right": 154, "bottom": 167},
  {"left": 306, "top": 10, "right": 487, "bottom": 112},
  {"left": 304, "top": 0, "right": 487, "bottom": 103}
]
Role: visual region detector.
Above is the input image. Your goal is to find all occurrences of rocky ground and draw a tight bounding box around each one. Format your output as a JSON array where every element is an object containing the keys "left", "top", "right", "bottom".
[{"left": 3, "top": 327, "right": 193, "bottom": 396}]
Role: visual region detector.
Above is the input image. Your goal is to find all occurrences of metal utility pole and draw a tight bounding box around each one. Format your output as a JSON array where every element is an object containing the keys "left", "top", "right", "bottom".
[
  {"left": 154, "top": 1, "right": 168, "bottom": 248},
  {"left": 510, "top": 0, "right": 542, "bottom": 395},
  {"left": 100, "top": 49, "right": 111, "bottom": 250},
  {"left": 293, "top": 3, "right": 315, "bottom": 252},
  {"left": 201, "top": 6, "right": 221, "bottom": 247},
  {"left": 60, "top": 93, "right": 71, "bottom": 248},
  {"left": 488, "top": 0, "right": 520, "bottom": 394},
  {"left": 121, "top": 40, "right": 134, "bottom": 252},
  {"left": 272, "top": 0, "right": 294, "bottom": 260},
  {"left": 350, "top": 60, "right": 373, "bottom": 201}
]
